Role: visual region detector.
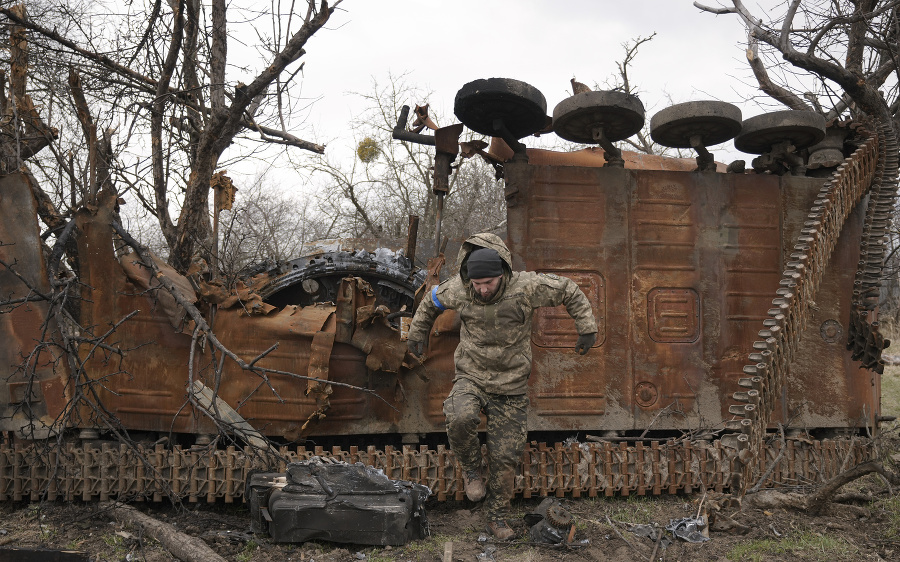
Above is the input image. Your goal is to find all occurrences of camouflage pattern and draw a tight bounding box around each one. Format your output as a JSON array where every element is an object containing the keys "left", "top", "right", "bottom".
[
  {"left": 408, "top": 233, "right": 598, "bottom": 395},
  {"left": 443, "top": 378, "right": 527, "bottom": 520},
  {"left": 409, "top": 233, "right": 598, "bottom": 520}
]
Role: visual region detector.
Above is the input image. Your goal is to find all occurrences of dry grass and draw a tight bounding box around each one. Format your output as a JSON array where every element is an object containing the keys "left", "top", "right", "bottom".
[
  {"left": 883, "top": 365, "right": 900, "bottom": 417},
  {"left": 883, "top": 320, "right": 900, "bottom": 417}
]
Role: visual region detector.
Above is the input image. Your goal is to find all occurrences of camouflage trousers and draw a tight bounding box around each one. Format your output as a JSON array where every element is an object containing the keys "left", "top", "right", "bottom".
[{"left": 443, "top": 378, "right": 528, "bottom": 520}]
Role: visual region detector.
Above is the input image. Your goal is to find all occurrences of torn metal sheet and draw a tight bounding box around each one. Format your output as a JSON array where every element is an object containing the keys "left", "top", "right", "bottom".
[
  {"left": 628, "top": 523, "right": 671, "bottom": 548},
  {"left": 666, "top": 516, "right": 710, "bottom": 543},
  {"left": 119, "top": 251, "right": 197, "bottom": 331},
  {"left": 247, "top": 457, "right": 430, "bottom": 545}
]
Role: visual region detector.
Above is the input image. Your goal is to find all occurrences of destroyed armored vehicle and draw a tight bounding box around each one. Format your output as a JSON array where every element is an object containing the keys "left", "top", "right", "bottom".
[{"left": 0, "top": 77, "right": 892, "bottom": 502}]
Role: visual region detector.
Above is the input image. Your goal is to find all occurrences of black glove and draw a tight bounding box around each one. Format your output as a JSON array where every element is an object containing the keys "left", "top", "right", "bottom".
[
  {"left": 574, "top": 333, "right": 596, "bottom": 355},
  {"left": 408, "top": 339, "right": 424, "bottom": 356}
]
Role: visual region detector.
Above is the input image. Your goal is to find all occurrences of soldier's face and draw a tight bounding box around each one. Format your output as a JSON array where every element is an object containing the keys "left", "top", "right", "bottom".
[{"left": 471, "top": 276, "right": 502, "bottom": 302}]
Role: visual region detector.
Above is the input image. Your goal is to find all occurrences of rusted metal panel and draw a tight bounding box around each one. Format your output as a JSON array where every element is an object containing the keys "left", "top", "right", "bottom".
[
  {"left": 507, "top": 166, "right": 629, "bottom": 431},
  {"left": 785, "top": 200, "right": 871, "bottom": 430},
  {"left": 533, "top": 272, "right": 605, "bottom": 348},
  {"left": 74, "top": 197, "right": 200, "bottom": 434},
  {"left": 69, "top": 196, "right": 415, "bottom": 438},
  {"left": 413, "top": 311, "right": 460, "bottom": 428},
  {"left": 0, "top": 173, "right": 67, "bottom": 435},
  {"left": 629, "top": 171, "right": 705, "bottom": 429},
  {"left": 505, "top": 161, "right": 873, "bottom": 434},
  {"left": 647, "top": 288, "right": 699, "bottom": 343}
]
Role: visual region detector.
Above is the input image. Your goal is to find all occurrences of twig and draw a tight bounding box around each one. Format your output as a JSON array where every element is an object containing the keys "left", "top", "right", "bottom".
[
  {"left": 639, "top": 402, "right": 674, "bottom": 439},
  {"left": 248, "top": 343, "right": 279, "bottom": 367},
  {"left": 606, "top": 515, "right": 643, "bottom": 554},
  {"left": 69, "top": 336, "right": 127, "bottom": 357},
  {"left": 649, "top": 524, "right": 663, "bottom": 561},
  {"left": 75, "top": 310, "right": 140, "bottom": 371}
]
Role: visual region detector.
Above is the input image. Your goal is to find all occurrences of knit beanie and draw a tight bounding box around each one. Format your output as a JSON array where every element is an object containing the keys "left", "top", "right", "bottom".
[{"left": 467, "top": 248, "right": 503, "bottom": 279}]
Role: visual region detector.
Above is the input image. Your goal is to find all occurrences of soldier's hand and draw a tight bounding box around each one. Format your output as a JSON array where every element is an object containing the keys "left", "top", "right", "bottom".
[
  {"left": 408, "top": 339, "right": 425, "bottom": 356},
  {"left": 575, "top": 333, "right": 596, "bottom": 355}
]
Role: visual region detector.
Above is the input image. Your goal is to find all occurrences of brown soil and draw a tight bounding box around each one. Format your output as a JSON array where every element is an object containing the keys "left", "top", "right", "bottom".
[{"left": 0, "top": 489, "right": 897, "bottom": 561}]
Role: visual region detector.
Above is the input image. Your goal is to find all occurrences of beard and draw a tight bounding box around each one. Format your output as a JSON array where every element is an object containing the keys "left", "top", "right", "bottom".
[
  {"left": 472, "top": 277, "right": 503, "bottom": 303},
  {"left": 474, "top": 289, "right": 497, "bottom": 303}
]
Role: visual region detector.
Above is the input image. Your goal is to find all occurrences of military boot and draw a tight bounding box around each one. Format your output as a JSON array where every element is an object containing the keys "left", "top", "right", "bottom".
[
  {"left": 463, "top": 468, "right": 485, "bottom": 502},
  {"left": 487, "top": 519, "right": 515, "bottom": 540}
]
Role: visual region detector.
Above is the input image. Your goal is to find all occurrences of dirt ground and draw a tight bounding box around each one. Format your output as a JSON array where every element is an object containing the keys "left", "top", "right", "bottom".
[{"left": 1, "top": 475, "right": 899, "bottom": 562}]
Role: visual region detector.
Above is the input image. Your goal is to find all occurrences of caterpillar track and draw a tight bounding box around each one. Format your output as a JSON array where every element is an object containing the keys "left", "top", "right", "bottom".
[{"left": 0, "top": 438, "right": 874, "bottom": 502}]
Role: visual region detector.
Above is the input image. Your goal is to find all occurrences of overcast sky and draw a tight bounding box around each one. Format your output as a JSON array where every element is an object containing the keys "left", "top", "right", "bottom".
[{"left": 232, "top": 1, "right": 791, "bottom": 184}]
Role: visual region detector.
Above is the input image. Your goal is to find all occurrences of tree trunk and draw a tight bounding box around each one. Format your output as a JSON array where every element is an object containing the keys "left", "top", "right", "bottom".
[{"left": 104, "top": 502, "right": 227, "bottom": 562}]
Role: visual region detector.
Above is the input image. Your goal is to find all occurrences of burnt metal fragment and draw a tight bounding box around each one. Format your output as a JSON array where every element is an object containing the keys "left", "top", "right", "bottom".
[
  {"left": 247, "top": 457, "right": 431, "bottom": 546},
  {"left": 523, "top": 498, "right": 576, "bottom": 544}
]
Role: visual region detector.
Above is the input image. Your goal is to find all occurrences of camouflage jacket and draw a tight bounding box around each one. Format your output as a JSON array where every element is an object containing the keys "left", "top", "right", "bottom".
[{"left": 408, "top": 233, "right": 598, "bottom": 395}]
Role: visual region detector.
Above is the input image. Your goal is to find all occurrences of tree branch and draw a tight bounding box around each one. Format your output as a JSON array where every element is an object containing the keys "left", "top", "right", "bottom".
[
  {"left": 0, "top": 7, "right": 158, "bottom": 93},
  {"left": 150, "top": 0, "right": 185, "bottom": 250},
  {"left": 245, "top": 120, "right": 325, "bottom": 153},
  {"left": 693, "top": 2, "right": 735, "bottom": 15},
  {"left": 746, "top": 37, "right": 812, "bottom": 111},
  {"left": 210, "top": 0, "right": 227, "bottom": 112}
]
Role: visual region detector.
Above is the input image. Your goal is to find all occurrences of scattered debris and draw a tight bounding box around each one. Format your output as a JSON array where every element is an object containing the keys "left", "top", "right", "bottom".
[
  {"left": 476, "top": 544, "right": 497, "bottom": 560},
  {"left": 708, "top": 512, "right": 750, "bottom": 534},
  {"left": 666, "top": 516, "right": 710, "bottom": 543},
  {"left": 628, "top": 523, "right": 672, "bottom": 549},
  {"left": 523, "top": 498, "right": 578, "bottom": 545},
  {"left": 200, "top": 530, "right": 253, "bottom": 544},
  {"left": 627, "top": 514, "right": 710, "bottom": 550},
  {"left": 247, "top": 457, "right": 431, "bottom": 545}
]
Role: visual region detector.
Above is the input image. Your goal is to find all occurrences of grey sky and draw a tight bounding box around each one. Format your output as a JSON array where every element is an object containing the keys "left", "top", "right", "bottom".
[{"left": 288, "top": 1, "right": 785, "bottom": 163}]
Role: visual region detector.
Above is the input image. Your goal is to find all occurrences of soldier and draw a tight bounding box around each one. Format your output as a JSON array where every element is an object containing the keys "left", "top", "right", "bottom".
[{"left": 407, "top": 233, "right": 597, "bottom": 540}]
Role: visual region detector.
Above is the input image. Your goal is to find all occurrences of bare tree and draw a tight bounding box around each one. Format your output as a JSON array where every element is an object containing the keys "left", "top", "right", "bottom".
[
  {"left": 599, "top": 33, "right": 673, "bottom": 156},
  {"left": 695, "top": 1, "right": 898, "bottom": 137},
  {"left": 217, "top": 172, "right": 327, "bottom": 285},
  {"left": 694, "top": 0, "right": 900, "bottom": 317},
  {"left": 309, "top": 73, "right": 506, "bottom": 245},
  {"left": 1, "top": 0, "right": 338, "bottom": 273}
]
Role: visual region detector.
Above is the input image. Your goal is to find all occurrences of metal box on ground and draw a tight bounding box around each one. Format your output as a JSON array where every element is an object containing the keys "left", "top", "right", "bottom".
[{"left": 247, "top": 458, "right": 431, "bottom": 545}]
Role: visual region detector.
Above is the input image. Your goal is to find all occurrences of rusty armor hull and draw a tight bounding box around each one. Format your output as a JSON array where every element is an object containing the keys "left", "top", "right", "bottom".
[
  {"left": 0, "top": 164, "right": 874, "bottom": 441},
  {"left": 494, "top": 162, "right": 872, "bottom": 434}
]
